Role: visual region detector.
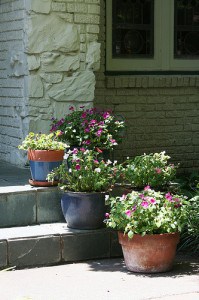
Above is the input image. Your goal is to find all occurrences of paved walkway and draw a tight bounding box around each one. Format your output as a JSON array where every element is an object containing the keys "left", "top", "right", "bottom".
[{"left": 0, "top": 256, "right": 199, "bottom": 300}]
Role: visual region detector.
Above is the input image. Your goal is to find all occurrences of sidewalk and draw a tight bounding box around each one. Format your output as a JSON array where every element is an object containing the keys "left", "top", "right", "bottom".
[{"left": 0, "top": 256, "right": 198, "bottom": 300}]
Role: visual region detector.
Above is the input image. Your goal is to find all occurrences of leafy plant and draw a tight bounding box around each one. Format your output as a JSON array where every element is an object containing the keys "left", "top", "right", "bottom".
[
  {"left": 121, "top": 152, "right": 177, "bottom": 189},
  {"left": 105, "top": 186, "right": 190, "bottom": 239},
  {"left": 18, "top": 132, "right": 67, "bottom": 151},
  {"left": 47, "top": 148, "right": 119, "bottom": 192},
  {"left": 50, "top": 106, "right": 125, "bottom": 150}
]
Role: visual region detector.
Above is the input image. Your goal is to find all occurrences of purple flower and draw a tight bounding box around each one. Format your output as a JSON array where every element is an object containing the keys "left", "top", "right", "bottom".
[
  {"left": 75, "top": 164, "right": 81, "bottom": 170},
  {"left": 84, "top": 128, "right": 90, "bottom": 133},
  {"left": 141, "top": 201, "right": 149, "bottom": 208},
  {"left": 69, "top": 106, "right": 74, "bottom": 111},
  {"left": 139, "top": 194, "right": 145, "bottom": 200},
  {"left": 80, "top": 106, "right": 85, "bottom": 109}
]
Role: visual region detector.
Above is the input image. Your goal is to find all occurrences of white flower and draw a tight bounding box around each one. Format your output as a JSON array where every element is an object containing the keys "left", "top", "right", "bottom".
[
  {"left": 107, "top": 159, "right": 112, "bottom": 165},
  {"left": 113, "top": 160, "right": 117, "bottom": 165},
  {"left": 105, "top": 194, "right": 109, "bottom": 201},
  {"left": 72, "top": 129, "right": 76, "bottom": 133},
  {"left": 94, "top": 168, "right": 101, "bottom": 173},
  {"left": 69, "top": 168, "right": 72, "bottom": 173}
]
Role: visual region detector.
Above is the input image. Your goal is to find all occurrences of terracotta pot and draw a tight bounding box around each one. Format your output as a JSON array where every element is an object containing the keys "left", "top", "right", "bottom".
[{"left": 118, "top": 232, "right": 180, "bottom": 273}]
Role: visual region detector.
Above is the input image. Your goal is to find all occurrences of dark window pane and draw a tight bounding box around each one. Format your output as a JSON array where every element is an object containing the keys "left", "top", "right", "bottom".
[
  {"left": 174, "top": 0, "right": 199, "bottom": 58},
  {"left": 112, "top": 0, "right": 154, "bottom": 58}
]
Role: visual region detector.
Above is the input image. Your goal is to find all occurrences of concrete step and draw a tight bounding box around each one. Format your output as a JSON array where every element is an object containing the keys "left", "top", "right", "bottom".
[
  {"left": 0, "top": 223, "right": 122, "bottom": 269},
  {"left": 0, "top": 186, "right": 65, "bottom": 227}
]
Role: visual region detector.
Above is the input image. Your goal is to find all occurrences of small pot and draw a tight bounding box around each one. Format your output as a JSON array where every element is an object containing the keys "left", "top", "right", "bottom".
[{"left": 28, "top": 149, "right": 64, "bottom": 184}]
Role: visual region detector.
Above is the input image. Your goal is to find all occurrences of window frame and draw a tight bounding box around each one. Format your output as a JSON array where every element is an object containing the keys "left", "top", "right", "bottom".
[{"left": 106, "top": 0, "right": 199, "bottom": 72}]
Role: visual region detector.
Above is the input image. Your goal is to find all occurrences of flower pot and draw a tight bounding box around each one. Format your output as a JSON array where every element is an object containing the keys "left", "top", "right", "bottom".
[
  {"left": 28, "top": 149, "right": 64, "bottom": 185},
  {"left": 118, "top": 232, "right": 180, "bottom": 273},
  {"left": 61, "top": 191, "right": 106, "bottom": 229}
]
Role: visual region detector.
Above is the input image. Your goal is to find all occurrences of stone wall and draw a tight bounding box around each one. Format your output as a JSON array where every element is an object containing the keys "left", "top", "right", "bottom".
[
  {"left": 0, "top": 0, "right": 101, "bottom": 165},
  {"left": 94, "top": 0, "right": 199, "bottom": 173},
  {"left": 0, "top": 0, "right": 28, "bottom": 165}
]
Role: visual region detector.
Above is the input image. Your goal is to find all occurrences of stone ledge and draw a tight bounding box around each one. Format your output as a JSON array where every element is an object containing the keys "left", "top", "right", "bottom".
[
  {"left": 0, "top": 223, "right": 122, "bottom": 269},
  {"left": 0, "top": 187, "right": 64, "bottom": 227}
]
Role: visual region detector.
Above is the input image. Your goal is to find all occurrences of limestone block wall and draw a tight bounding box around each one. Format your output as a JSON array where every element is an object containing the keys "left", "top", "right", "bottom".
[
  {"left": 0, "top": 0, "right": 28, "bottom": 165},
  {"left": 0, "top": 0, "right": 101, "bottom": 165},
  {"left": 94, "top": 0, "right": 199, "bottom": 173}
]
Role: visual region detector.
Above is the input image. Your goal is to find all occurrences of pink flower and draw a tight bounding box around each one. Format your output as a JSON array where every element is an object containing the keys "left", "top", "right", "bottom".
[
  {"left": 150, "top": 198, "right": 156, "bottom": 204},
  {"left": 139, "top": 194, "right": 145, "bottom": 200},
  {"left": 96, "top": 147, "right": 103, "bottom": 153},
  {"left": 69, "top": 106, "right": 74, "bottom": 111},
  {"left": 132, "top": 205, "right": 137, "bottom": 212},
  {"left": 83, "top": 140, "right": 91, "bottom": 145},
  {"left": 84, "top": 128, "right": 90, "bottom": 133},
  {"left": 125, "top": 210, "right": 132, "bottom": 217},
  {"left": 89, "top": 119, "right": 97, "bottom": 126},
  {"left": 105, "top": 213, "right": 110, "bottom": 218},
  {"left": 75, "top": 164, "right": 81, "bottom": 170},
  {"left": 110, "top": 139, "right": 116, "bottom": 144},
  {"left": 80, "top": 148, "right": 86, "bottom": 152},
  {"left": 165, "top": 192, "right": 173, "bottom": 202},
  {"left": 72, "top": 148, "right": 78, "bottom": 154},
  {"left": 141, "top": 201, "right": 149, "bottom": 208},
  {"left": 94, "top": 159, "right": 99, "bottom": 164},
  {"left": 155, "top": 168, "right": 162, "bottom": 174},
  {"left": 144, "top": 185, "right": 151, "bottom": 191},
  {"left": 96, "top": 129, "right": 103, "bottom": 137},
  {"left": 102, "top": 112, "right": 110, "bottom": 119},
  {"left": 81, "top": 112, "right": 87, "bottom": 118},
  {"left": 80, "top": 106, "right": 85, "bottom": 109}
]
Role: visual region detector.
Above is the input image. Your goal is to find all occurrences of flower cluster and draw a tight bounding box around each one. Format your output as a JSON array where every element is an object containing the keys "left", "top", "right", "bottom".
[
  {"left": 47, "top": 148, "right": 119, "bottom": 192},
  {"left": 18, "top": 132, "right": 67, "bottom": 151},
  {"left": 105, "top": 186, "right": 189, "bottom": 238},
  {"left": 50, "top": 106, "right": 125, "bottom": 150},
  {"left": 121, "top": 151, "right": 177, "bottom": 189}
]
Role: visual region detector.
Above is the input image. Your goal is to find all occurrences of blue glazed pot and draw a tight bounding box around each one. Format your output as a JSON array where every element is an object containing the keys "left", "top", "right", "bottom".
[
  {"left": 28, "top": 149, "right": 64, "bottom": 182},
  {"left": 29, "top": 161, "right": 62, "bottom": 181},
  {"left": 61, "top": 191, "right": 106, "bottom": 229}
]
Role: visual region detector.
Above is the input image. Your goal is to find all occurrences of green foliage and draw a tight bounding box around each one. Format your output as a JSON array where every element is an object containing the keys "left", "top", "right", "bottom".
[
  {"left": 18, "top": 132, "right": 68, "bottom": 151},
  {"left": 50, "top": 107, "right": 125, "bottom": 149},
  {"left": 105, "top": 187, "right": 190, "bottom": 238},
  {"left": 47, "top": 148, "right": 119, "bottom": 192},
  {"left": 121, "top": 152, "right": 177, "bottom": 189}
]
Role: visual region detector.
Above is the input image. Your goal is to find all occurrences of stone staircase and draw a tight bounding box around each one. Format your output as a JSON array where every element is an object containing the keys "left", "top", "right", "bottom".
[{"left": 0, "top": 162, "right": 122, "bottom": 269}]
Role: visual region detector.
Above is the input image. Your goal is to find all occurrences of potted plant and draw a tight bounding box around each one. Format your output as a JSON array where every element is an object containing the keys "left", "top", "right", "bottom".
[
  {"left": 105, "top": 186, "right": 192, "bottom": 273},
  {"left": 50, "top": 106, "right": 125, "bottom": 155},
  {"left": 119, "top": 151, "right": 178, "bottom": 192},
  {"left": 18, "top": 132, "right": 68, "bottom": 186},
  {"left": 47, "top": 147, "right": 118, "bottom": 229}
]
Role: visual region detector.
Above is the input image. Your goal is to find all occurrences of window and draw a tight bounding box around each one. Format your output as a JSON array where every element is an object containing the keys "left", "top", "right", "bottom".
[{"left": 106, "top": 0, "right": 199, "bottom": 72}]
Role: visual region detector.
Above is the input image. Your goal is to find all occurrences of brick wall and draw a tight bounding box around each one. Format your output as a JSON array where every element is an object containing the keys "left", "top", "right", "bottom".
[
  {"left": 94, "top": 0, "right": 199, "bottom": 173},
  {"left": 0, "top": 0, "right": 28, "bottom": 165}
]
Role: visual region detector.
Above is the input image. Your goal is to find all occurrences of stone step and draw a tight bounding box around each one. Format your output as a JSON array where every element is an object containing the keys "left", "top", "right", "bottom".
[
  {"left": 0, "top": 186, "right": 64, "bottom": 227},
  {"left": 0, "top": 223, "right": 122, "bottom": 269}
]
